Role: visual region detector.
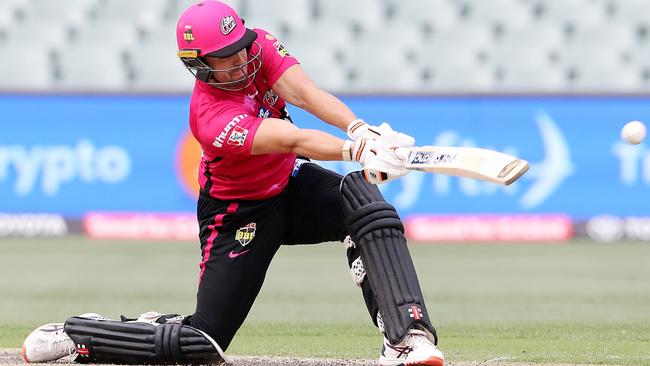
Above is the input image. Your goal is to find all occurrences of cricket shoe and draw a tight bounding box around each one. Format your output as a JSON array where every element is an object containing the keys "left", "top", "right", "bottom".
[
  {"left": 22, "top": 323, "right": 74, "bottom": 363},
  {"left": 22, "top": 313, "right": 106, "bottom": 363},
  {"left": 378, "top": 328, "right": 444, "bottom": 366}
]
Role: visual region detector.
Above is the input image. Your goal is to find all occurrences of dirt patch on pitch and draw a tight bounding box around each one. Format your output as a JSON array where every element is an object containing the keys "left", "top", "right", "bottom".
[{"left": 0, "top": 349, "right": 611, "bottom": 366}]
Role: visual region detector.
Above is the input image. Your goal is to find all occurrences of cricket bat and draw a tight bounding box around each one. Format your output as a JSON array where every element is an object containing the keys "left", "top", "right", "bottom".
[{"left": 395, "top": 146, "right": 529, "bottom": 185}]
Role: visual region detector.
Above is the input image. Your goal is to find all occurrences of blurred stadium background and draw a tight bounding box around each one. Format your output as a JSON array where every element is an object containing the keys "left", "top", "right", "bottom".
[
  {"left": 3, "top": 0, "right": 650, "bottom": 92},
  {"left": 2, "top": 0, "right": 650, "bottom": 363}
]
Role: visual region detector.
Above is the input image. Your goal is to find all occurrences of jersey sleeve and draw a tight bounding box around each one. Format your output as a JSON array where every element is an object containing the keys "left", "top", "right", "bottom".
[
  {"left": 195, "top": 106, "right": 264, "bottom": 158},
  {"left": 255, "top": 28, "right": 300, "bottom": 87}
]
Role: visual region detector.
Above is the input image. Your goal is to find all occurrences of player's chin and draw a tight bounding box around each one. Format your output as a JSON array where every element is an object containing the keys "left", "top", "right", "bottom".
[{"left": 234, "top": 76, "right": 249, "bottom": 85}]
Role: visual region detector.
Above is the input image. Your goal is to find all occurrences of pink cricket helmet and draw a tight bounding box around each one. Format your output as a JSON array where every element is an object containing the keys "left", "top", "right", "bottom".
[{"left": 176, "top": 1, "right": 261, "bottom": 90}]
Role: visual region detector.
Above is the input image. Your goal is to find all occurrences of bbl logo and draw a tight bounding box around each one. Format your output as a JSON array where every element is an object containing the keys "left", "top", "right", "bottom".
[
  {"left": 235, "top": 223, "right": 256, "bottom": 246},
  {"left": 183, "top": 25, "right": 195, "bottom": 43}
]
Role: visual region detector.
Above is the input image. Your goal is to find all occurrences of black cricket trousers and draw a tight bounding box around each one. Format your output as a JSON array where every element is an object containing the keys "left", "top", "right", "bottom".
[{"left": 187, "top": 162, "right": 378, "bottom": 349}]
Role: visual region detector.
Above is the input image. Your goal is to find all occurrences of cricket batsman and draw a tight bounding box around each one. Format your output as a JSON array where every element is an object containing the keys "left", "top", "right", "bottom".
[{"left": 22, "top": 1, "right": 444, "bottom": 365}]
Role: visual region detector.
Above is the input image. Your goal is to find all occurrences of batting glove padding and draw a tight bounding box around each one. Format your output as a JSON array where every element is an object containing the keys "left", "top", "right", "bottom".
[
  {"left": 342, "top": 138, "right": 408, "bottom": 184},
  {"left": 347, "top": 119, "right": 416, "bottom": 149}
]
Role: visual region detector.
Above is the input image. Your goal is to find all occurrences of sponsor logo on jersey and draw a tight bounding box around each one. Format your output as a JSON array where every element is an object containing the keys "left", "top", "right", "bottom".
[
  {"left": 235, "top": 222, "right": 256, "bottom": 246},
  {"left": 183, "top": 25, "right": 195, "bottom": 43},
  {"left": 272, "top": 40, "right": 290, "bottom": 57},
  {"left": 213, "top": 114, "right": 247, "bottom": 148},
  {"left": 227, "top": 126, "right": 248, "bottom": 146},
  {"left": 263, "top": 90, "right": 279, "bottom": 106},
  {"left": 258, "top": 107, "right": 270, "bottom": 118},
  {"left": 228, "top": 249, "right": 250, "bottom": 259},
  {"left": 220, "top": 16, "right": 236, "bottom": 35}
]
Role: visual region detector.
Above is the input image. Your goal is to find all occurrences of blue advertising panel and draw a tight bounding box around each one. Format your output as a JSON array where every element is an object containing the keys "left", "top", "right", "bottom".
[
  {"left": 0, "top": 95, "right": 192, "bottom": 215},
  {"left": 0, "top": 95, "right": 648, "bottom": 219}
]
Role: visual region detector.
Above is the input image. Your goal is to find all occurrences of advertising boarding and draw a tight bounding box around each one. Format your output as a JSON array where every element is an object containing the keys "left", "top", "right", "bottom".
[{"left": 0, "top": 95, "right": 647, "bottom": 240}]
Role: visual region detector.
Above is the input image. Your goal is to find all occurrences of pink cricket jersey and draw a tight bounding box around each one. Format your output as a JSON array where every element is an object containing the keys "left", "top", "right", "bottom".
[{"left": 189, "top": 29, "right": 300, "bottom": 200}]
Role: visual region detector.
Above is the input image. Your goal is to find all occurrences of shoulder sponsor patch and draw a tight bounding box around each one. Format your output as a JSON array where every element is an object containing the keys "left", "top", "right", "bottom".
[
  {"left": 227, "top": 125, "right": 249, "bottom": 146},
  {"left": 213, "top": 113, "right": 248, "bottom": 148},
  {"left": 272, "top": 40, "right": 290, "bottom": 57}
]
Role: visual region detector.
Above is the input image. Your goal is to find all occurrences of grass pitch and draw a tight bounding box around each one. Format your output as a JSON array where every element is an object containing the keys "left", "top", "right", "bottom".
[{"left": 1, "top": 237, "right": 649, "bottom": 365}]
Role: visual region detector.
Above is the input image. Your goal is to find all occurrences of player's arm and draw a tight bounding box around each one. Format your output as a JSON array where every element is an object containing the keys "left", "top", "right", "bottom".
[
  {"left": 251, "top": 117, "right": 345, "bottom": 160},
  {"left": 252, "top": 118, "right": 407, "bottom": 184},
  {"left": 271, "top": 65, "right": 415, "bottom": 148},
  {"left": 271, "top": 64, "right": 355, "bottom": 131}
]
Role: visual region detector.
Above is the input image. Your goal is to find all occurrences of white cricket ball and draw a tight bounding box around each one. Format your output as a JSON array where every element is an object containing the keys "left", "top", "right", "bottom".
[{"left": 621, "top": 120, "right": 647, "bottom": 145}]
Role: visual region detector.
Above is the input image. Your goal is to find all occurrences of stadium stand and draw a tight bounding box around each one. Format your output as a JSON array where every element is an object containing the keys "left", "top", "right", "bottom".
[
  {"left": 459, "top": 0, "right": 534, "bottom": 29},
  {"left": 56, "top": 44, "right": 129, "bottom": 90},
  {"left": 385, "top": 0, "right": 460, "bottom": 31},
  {"left": 0, "top": 0, "right": 649, "bottom": 93},
  {"left": 0, "top": 42, "right": 53, "bottom": 89},
  {"left": 245, "top": 0, "right": 312, "bottom": 36},
  {"left": 609, "top": 0, "right": 650, "bottom": 26},
  {"left": 489, "top": 24, "right": 565, "bottom": 91}
]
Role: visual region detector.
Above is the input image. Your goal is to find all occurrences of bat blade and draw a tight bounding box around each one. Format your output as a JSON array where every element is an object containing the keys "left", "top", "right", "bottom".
[{"left": 397, "top": 146, "right": 529, "bottom": 185}]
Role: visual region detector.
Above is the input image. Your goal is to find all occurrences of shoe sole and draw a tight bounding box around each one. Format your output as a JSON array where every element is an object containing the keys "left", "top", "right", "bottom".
[
  {"left": 379, "top": 355, "right": 444, "bottom": 366},
  {"left": 21, "top": 343, "right": 29, "bottom": 363},
  {"left": 405, "top": 357, "right": 445, "bottom": 366},
  {"left": 406, "top": 356, "right": 444, "bottom": 366}
]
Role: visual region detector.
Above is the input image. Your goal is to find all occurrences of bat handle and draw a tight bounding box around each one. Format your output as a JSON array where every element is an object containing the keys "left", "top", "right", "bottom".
[{"left": 394, "top": 147, "right": 410, "bottom": 160}]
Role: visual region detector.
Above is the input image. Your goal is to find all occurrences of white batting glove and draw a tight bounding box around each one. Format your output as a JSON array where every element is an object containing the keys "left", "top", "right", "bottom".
[
  {"left": 342, "top": 139, "right": 408, "bottom": 184},
  {"left": 347, "top": 119, "right": 415, "bottom": 149}
]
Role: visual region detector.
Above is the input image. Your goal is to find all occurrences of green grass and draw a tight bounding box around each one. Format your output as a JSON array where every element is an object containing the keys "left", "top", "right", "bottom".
[{"left": 2, "top": 237, "right": 650, "bottom": 365}]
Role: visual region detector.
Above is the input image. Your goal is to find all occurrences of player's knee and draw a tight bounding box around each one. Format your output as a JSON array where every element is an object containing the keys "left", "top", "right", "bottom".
[
  {"left": 186, "top": 314, "right": 236, "bottom": 351},
  {"left": 340, "top": 172, "right": 403, "bottom": 238}
]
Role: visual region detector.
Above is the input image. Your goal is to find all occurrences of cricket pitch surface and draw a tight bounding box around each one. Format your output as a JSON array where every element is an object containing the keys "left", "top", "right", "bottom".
[{"left": 0, "top": 349, "right": 612, "bottom": 366}]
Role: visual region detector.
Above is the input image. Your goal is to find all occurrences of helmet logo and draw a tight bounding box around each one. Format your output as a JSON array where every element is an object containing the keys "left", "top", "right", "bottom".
[
  {"left": 220, "top": 15, "right": 236, "bottom": 35},
  {"left": 183, "top": 25, "right": 195, "bottom": 43}
]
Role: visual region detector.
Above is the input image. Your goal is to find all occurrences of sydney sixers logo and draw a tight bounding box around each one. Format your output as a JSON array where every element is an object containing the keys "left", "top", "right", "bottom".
[
  {"left": 220, "top": 16, "right": 236, "bottom": 35},
  {"left": 264, "top": 90, "right": 279, "bottom": 106}
]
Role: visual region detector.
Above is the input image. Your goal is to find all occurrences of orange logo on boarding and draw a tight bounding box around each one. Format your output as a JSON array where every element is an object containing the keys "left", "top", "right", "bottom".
[{"left": 176, "top": 129, "right": 202, "bottom": 198}]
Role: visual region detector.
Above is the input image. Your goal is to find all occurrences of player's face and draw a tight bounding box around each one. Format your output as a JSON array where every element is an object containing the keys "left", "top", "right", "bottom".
[{"left": 205, "top": 49, "right": 249, "bottom": 86}]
